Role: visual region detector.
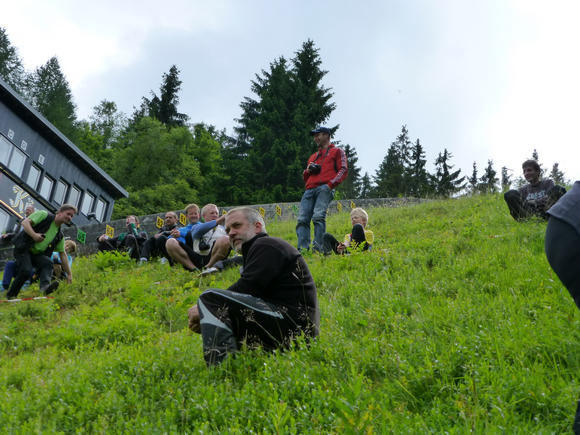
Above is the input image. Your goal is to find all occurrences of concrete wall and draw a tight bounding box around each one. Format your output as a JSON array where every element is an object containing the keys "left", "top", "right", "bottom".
[{"left": 0, "top": 197, "right": 426, "bottom": 263}]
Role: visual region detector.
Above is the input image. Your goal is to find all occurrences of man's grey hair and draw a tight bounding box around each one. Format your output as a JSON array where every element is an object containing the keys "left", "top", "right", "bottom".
[
  {"left": 227, "top": 207, "right": 267, "bottom": 232},
  {"left": 200, "top": 203, "right": 218, "bottom": 218}
]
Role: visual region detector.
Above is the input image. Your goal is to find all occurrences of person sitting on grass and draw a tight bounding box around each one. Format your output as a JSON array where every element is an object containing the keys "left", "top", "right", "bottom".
[
  {"left": 188, "top": 207, "right": 319, "bottom": 366},
  {"left": 166, "top": 204, "right": 230, "bottom": 271},
  {"left": 96, "top": 215, "right": 148, "bottom": 260},
  {"left": 504, "top": 159, "right": 566, "bottom": 221},
  {"left": 51, "top": 239, "right": 77, "bottom": 281},
  {"left": 322, "top": 207, "right": 374, "bottom": 255},
  {"left": 139, "top": 211, "right": 180, "bottom": 264}
]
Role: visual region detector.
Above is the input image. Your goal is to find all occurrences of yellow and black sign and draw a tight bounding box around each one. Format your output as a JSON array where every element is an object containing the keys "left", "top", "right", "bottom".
[
  {"left": 259, "top": 207, "right": 265, "bottom": 217},
  {"left": 337, "top": 202, "right": 342, "bottom": 212},
  {"left": 105, "top": 225, "right": 115, "bottom": 238},
  {"left": 156, "top": 216, "right": 164, "bottom": 228},
  {"left": 179, "top": 213, "right": 187, "bottom": 225},
  {"left": 275, "top": 205, "right": 282, "bottom": 217}
]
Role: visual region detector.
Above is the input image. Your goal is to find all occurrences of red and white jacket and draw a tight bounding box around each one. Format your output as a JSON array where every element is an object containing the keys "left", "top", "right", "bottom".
[{"left": 303, "top": 143, "right": 348, "bottom": 190}]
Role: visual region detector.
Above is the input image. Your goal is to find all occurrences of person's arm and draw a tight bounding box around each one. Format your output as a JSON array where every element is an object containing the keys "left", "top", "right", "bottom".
[
  {"left": 327, "top": 147, "right": 348, "bottom": 189},
  {"left": 59, "top": 251, "right": 73, "bottom": 284},
  {"left": 188, "top": 305, "right": 201, "bottom": 333},
  {"left": 21, "top": 218, "right": 44, "bottom": 243},
  {"left": 190, "top": 220, "right": 218, "bottom": 239}
]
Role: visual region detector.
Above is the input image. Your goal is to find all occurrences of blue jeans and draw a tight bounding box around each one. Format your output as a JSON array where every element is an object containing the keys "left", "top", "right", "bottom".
[{"left": 296, "top": 184, "right": 334, "bottom": 251}]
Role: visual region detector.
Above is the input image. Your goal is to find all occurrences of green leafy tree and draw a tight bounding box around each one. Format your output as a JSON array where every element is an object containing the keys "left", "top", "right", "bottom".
[
  {"left": 479, "top": 159, "right": 498, "bottom": 193},
  {"left": 336, "top": 143, "right": 361, "bottom": 199},
  {"left": 89, "top": 100, "right": 126, "bottom": 149},
  {"left": 25, "top": 57, "right": 78, "bottom": 140},
  {"left": 0, "top": 27, "right": 25, "bottom": 92},
  {"left": 134, "top": 65, "right": 189, "bottom": 128},
  {"left": 433, "top": 149, "right": 465, "bottom": 197}
]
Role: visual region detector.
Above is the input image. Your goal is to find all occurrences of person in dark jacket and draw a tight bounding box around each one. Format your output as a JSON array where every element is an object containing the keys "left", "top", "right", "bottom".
[
  {"left": 504, "top": 159, "right": 565, "bottom": 220},
  {"left": 96, "top": 215, "right": 147, "bottom": 260},
  {"left": 545, "top": 181, "right": 580, "bottom": 433},
  {"left": 139, "top": 211, "right": 179, "bottom": 263},
  {"left": 296, "top": 126, "right": 348, "bottom": 252},
  {"left": 6, "top": 204, "right": 76, "bottom": 299},
  {"left": 188, "top": 207, "right": 320, "bottom": 366}
]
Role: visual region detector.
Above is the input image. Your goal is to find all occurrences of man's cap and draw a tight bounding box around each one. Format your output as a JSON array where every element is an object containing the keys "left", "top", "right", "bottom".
[{"left": 310, "top": 126, "right": 331, "bottom": 136}]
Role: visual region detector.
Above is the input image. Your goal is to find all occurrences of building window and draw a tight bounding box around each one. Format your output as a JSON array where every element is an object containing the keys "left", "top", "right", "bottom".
[
  {"left": 68, "top": 185, "right": 81, "bottom": 208},
  {"left": 94, "top": 198, "right": 107, "bottom": 222},
  {"left": 8, "top": 146, "right": 26, "bottom": 177},
  {"left": 0, "top": 135, "right": 11, "bottom": 164},
  {"left": 39, "top": 174, "right": 54, "bottom": 200},
  {"left": 26, "top": 165, "right": 41, "bottom": 189},
  {"left": 53, "top": 180, "right": 68, "bottom": 205},
  {"left": 80, "top": 192, "right": 95, "bottom": 216},
  {"left": 20, "top": 140, "right": 27, "bottom": 151}
]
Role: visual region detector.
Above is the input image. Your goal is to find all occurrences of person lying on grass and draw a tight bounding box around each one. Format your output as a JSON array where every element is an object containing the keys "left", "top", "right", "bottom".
[
  {"left": 322, "top": 207, "right": 374, "bottom": 255},
  {"left": 188, "top": 207, "right": 320, "bottom": 366}
]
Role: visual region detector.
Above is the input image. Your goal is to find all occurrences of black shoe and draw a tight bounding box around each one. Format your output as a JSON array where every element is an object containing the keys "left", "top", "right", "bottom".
[{"left": 41, "top": 281, "right": 59, "bottom": 295}]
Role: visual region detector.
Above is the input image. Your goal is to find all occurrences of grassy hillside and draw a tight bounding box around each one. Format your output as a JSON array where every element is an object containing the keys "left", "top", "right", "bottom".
[{"left": 1, "top": 194, "right": 578, "bottom": 433}]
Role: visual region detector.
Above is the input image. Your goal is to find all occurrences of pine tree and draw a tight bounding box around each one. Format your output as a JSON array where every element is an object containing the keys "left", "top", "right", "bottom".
[
  {"left": 549, "top": 162, "right": 566, "bottom": 185},
  {"left": 231, "top": 40, "right": 335, "bottom": 203},
  {"left": 0, "top": 27, "right": 25, "bottom": 92},
  {"left": 25, "top": 57, "right": 78, "bottom": 140},
  {"left": 89, "top": 100, "right": 126, "bottom": 149},
  {"left": 135, "top": 65, "right": 189, "bottom": 128},
  {"left": 479, "top": 159, "right": 498, "bottom": 193},
  {"left": 374, "top": 143, "right": 404, "bottom": 197},
  {"left": 468, "top": 161, "right": 479, "bottom": 193},
  {"left": 501, "top": 166, "right": 512, "bottom": 192},
  {"left": 407, "top": 139, "right": 431, "bottom": 197},
  {"left": 531, "top": 148, "right": 544, "bottom": 176},
  {"left": 433, "top": 149, "right": 466, "bottom": 197},
  {"left": 336, "top": 143, "right": 361, "bottom": 199},
  {"left": 360, "top": 172, "right": 373, "bottom": 199}
]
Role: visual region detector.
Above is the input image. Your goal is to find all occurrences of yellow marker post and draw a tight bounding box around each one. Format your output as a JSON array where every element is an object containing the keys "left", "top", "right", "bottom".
[
  {"left": 275, "top": 205, "right": 282, "bottom": 217},
  {"left": 350, "top": 201, "right": 356, "bottom": 209},
  {"left": 337, "top": 202, "right": 343, "bottom": 212},
  {"left": 259, "top": 207, "right": 265, "bottom": 217},
  {"left": 105, "top": 225, "right": 115, "bottom": 239},
  {"left": 156, "top": 216, "right": 164, "bottom": 228},
  {"left": 179, "top": 213, "right": 187, "bottom": 225}
]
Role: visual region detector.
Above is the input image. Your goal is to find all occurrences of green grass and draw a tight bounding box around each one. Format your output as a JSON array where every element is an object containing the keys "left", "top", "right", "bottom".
[{"left": 1, "top": 194, "right": 578, "bottom": 433}]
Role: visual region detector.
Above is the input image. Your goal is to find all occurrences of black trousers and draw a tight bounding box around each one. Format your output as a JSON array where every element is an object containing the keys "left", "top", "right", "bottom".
[
  {"left": 7, "top": 249, "right": 52, "bottom": 298},
  {"left": 504, "top": 186, "right": 566, "bottom": 221},
  {"left": 140, "top": 235, "right": 170, "bottom": 261},
  {"left": 322, "top": 223, "right": 368, "bottom": 254},
  {"left": 197, "top": 288, "right": 314, "bottom": 366},
  {"left": 545, "top": 216, "right": 580, "bottom": 433}
]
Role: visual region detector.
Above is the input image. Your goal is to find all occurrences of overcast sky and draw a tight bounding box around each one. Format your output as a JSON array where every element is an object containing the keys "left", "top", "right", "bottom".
[{"left": 3, "top": 0, "right": 579, "bottom": 184}]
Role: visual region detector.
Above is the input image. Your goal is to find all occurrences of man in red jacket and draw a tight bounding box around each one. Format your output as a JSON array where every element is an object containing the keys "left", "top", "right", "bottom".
[{"left": 296, "top": 126, "right": 348, "bottom": 252}]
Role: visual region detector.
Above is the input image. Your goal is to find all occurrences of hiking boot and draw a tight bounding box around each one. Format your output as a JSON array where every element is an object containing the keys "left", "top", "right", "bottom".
[{"left": 41, "top": 281, "right": 59, "bottom": 295}]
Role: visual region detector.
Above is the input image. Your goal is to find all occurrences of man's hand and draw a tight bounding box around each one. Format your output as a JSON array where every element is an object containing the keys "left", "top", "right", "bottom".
[
  {"left": 170, "top": 228, "right": 181, "bottom": 238},
  {"left": 216, "top": 215, "right": 226, "bottom": 226},
  {"left": 188, "top": 305, "right": 201, "bottom": 333},
  {"left": 98, "top": 234, "right": 107, "bottom": 243},
  {"left": 336, "top": 243, "right": 346, "bottom": 255},
  {"left": 32, "top": 232, "right": 45, "bottom": 243}
]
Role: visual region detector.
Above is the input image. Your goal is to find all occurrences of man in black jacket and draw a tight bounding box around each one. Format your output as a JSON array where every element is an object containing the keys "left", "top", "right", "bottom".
[
  {"left": 139, "top": 211, "right": 179, "bottom": 263},
  {"left": 188, "top": 207, "right": 319, "bottom": 366},
  {"left": 7, "top": 204, "right": 76, "bottom": 299}
]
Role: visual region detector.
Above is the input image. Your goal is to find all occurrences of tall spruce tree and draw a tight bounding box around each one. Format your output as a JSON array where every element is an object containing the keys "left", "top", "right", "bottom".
[
  {"left": 232, "top": 40, "right": 335, "bottom": 203},
  {"left": 407, "top": 139, "right": 431, "bottom": 197},
  {"left": 360, "top": 172, "right": 373, "bottom": 199},
  {"left": 479, "top": 159, "right": 498, "bottom": 193},
  {"left": 374, "top": 143, "right": 403, "bottom": 197},
  {"left": 25, "top": 57, "right": 77, "bottom": 140},
  {"left": 500, "top": 166, "right": 512, "bottom": 192},
  {"left": 135, "top": 65, "right": 189, "bottom": 128},
  {"left": 549, "top": 162, "right": 566, "bottom": 185},
  {"left": 433, "top": 149, "right": 465, "bottom": 197},
  {"left": 336, "top": 143, "right": 361, "bottom": 199},
  {"left": 0, "top": 27, "right": 25, "bottom": 92},
  {"left": 468, "top": 161, "right": 479, "bottom": 193}
]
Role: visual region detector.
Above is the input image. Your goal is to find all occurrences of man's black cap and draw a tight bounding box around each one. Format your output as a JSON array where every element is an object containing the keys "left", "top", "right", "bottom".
[{"left": 310, "top": 126, "right": 331, "bottom": 136}]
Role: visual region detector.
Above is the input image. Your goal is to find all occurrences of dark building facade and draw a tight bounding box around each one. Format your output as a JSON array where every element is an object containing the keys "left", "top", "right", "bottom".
[{"left": 0, "top": 77, "right": 127, "bottom": 233}]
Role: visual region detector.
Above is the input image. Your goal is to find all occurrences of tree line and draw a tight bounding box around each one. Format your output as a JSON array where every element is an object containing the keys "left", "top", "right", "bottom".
[{"left": 0, "top": 28, "right": 570, "bottom": 219}]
